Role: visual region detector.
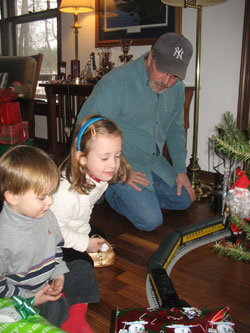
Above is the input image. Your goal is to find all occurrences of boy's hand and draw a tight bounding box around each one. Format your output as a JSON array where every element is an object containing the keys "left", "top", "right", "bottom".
[
  {"left": 33, "top": 284, "right": 62, "bottom": 306},
  {"left": 87, "top": 237, "right": 105, "bottom": 253},
  {"left": 47, "top": 275, "right": 64, "bottom": 296}
]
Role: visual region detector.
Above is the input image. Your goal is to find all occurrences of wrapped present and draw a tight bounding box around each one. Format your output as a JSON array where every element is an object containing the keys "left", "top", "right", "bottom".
[
  {"left": 0, "top": 297, "right": 64, "bottom": 332},
  {"left": 114, "top": 306, "right": 236, "bottom": 332},
  {"left": 0, "top": 102, "right": 22, "bottom": 125},
  {"left": 0, "top": 121, "right": 29, "bottom": 145},
  {"left": 0, "top": 88, "right": 17, "bottom": 103}
]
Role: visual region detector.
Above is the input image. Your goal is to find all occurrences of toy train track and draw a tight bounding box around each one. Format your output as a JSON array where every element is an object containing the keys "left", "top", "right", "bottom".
[{"left": 146, "top": 216, "right": 231, "bottom": 308}]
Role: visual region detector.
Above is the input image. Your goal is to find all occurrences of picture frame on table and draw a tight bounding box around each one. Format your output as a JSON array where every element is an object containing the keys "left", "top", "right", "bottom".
[{"left": 95, "top": 0, "right": 182, "bottom": 47}]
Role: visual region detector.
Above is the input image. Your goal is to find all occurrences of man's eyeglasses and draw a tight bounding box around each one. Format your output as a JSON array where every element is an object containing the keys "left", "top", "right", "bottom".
[{"left": 158, "top": 72, "right": 180, "bottom": 82}]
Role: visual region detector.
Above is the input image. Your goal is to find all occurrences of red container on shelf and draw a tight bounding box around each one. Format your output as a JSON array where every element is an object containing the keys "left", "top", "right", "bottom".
[
  {"left": 59, "top": 61, "right": 67, "bottom": 81},
  {"left": 0, "top": 102, "right": 21, "bottom": 125},
  {"left": 71, "top": 59, "right": 80, "bottom": 80}
]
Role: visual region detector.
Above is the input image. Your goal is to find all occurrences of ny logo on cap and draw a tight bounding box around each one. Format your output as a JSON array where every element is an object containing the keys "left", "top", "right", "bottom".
[{"left": 173, "top": 47, "right": 184, "bottom": 60}]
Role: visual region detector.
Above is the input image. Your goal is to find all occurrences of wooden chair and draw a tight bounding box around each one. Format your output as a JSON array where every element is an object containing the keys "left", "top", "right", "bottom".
[
  {"left": 163, "top": 86, "right": 195, "bottom": 162},
  {"left": 18, "top": 54, "right": 43, "bottom": 139},
  {"left": 0, "top": 53, "right": 43, "bottom": 139}
]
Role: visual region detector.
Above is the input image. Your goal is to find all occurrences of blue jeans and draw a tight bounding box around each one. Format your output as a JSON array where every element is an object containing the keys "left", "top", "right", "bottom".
[{"left": 105, "top": 172, "right": 192, "bottom": 231}]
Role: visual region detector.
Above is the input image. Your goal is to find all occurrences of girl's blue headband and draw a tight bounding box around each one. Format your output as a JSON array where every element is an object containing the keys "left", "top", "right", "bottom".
[{"left": 77, "top": 117, "right": 105, "bottom": 151}]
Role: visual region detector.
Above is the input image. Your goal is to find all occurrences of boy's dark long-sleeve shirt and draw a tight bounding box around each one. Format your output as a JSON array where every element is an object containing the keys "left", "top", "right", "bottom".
[{"left": 0, "top": 202, "right": 69, "bottom": 299}]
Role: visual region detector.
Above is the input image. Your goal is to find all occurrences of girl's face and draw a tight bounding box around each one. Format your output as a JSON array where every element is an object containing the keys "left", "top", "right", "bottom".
[{"left": 78, "top": 134, "right": 122, "bottom": 182}]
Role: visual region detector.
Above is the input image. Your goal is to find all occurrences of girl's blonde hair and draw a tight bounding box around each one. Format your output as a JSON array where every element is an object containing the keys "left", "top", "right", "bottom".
[
  {"left": 0, "top": 145, "right": 60, "bottom": 201},
  {"left": 60, "top": 115, "right": 131, "bottom": 194}
]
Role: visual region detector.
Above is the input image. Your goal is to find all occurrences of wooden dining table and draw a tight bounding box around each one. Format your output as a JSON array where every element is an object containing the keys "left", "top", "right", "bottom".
[
  {"left": 40, "top": 82, "right": 94, "bottom": 164},
  {"left": 40, "top": 82, "right": 194, "bottom": 164}
]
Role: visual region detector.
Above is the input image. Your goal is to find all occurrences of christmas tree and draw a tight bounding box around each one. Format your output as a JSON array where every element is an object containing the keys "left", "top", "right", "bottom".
[{"left": 213, "top": 112, "right": 250, "bottom": 262}]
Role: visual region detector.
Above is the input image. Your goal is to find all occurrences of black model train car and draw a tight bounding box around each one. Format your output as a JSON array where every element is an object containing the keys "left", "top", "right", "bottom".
[{"left": 147, "top": 216, "right": 231, "bottom": 308}]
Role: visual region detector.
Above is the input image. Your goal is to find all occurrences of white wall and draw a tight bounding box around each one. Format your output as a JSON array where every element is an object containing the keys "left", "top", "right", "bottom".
[{"left": 61, "top": 0, "right": 245, "bottom": 172}]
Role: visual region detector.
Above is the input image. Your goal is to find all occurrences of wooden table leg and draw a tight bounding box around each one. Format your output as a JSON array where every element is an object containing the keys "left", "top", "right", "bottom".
[{"left": 45, "top": 86, "right": 58, "bottom": 163}]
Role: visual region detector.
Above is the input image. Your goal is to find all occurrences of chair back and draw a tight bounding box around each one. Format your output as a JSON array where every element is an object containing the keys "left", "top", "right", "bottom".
[{"left": 0, "top": 54, "right": 43, "bottom": 99}]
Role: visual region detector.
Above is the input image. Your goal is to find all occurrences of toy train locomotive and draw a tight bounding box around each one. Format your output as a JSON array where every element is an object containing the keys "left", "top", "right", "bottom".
[{"left": 146, "top": 216, "right": 232, "bottom": 308}]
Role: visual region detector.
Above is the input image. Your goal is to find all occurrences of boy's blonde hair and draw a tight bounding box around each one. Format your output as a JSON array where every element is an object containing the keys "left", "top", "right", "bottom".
[
  {"left": 60, "top": 115, "right": 131, "bottom": 194},
  {"left": 0, "top": 145, "right": 60, "bottom": 201}
]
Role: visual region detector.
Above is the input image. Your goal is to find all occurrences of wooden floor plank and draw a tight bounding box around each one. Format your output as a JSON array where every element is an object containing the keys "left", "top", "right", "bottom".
[
  {"left": 118, "top": 233, "right": 159, "bottom": 251},
  {"left": 86, "top": 199, "right": 250, "bottom": 332},
  {"left": 171, "top": 242, "right": 250, "bottom": 332}
]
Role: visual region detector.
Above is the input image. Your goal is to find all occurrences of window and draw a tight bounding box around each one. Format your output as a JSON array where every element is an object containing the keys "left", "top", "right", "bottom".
[
  {"left": 0, "top": 0, "right": 61, "bottom": 97},
  {"left": 15, "top": 1, "right": 57, "bottom": 15}
]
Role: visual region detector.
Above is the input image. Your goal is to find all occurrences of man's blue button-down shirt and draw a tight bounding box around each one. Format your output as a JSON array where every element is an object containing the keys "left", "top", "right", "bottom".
[{"left": 77, "top": 53, "right": 187, "bottom": 191}]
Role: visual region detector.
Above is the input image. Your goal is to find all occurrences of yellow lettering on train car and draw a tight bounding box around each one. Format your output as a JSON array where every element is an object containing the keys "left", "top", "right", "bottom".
[
  {"left": 163, "top": 238, "right": 181, "bottom": 269},
  {"left": 182, "top": 223, "right": 225, "bottom": 243}
]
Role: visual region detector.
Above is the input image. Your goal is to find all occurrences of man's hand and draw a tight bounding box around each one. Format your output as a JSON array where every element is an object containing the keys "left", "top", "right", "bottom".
[
  {"left": 33, "top": 283, "right": 63, "bottom": 306},
  {"left": 176, "top": 173, "right": 196, "bottom": 201},
  {"left": 126, "top": 170, "right": 149, "bottom": 191}
]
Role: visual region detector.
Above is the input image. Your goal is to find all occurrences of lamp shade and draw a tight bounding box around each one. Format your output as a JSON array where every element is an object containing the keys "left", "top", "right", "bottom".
[
  {"left": 59, "top": 0, "right": 94, "bottom": 14},
  {"left": 161, "top": 0, "right": 227, "bottom": 7}
]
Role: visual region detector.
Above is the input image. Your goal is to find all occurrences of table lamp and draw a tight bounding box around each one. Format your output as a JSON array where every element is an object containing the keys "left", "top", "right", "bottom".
[
  {"left": 59, "top": 0, "right": 94, "bottom": 80},
  {"left": 161, "top": 0, "right": 227, "bottom": 199}
]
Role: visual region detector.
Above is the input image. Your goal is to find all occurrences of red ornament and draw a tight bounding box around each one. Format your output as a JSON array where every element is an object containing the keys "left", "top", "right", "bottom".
[
  {"left": 229, "top": 167, "right": 250, "bottom": 232},
  {"left": 235, "top": 166, "right": 244, "bottom": 177},
  {"left": 230, "top": 167, "right": 250, "bottom": 190}
]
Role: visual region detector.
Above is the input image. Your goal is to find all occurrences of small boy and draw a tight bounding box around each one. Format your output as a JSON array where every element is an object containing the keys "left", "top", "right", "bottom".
[{"left": 0, "top": 145, "right": 99, "bottom": 332}]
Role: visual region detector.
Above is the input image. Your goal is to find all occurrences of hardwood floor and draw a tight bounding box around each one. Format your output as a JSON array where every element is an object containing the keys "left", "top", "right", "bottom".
[{"left": 87, "top": 198, "right": 250, "bottom": 333}]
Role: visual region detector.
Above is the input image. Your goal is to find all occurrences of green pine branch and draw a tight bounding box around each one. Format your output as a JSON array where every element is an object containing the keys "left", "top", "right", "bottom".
[
  {"left": 215, "top": 137, "right": 250, "bottom": 163},
  {"left": 217, "top": 112, "right": 248, "bottom": 145},
  {"left": 229, "top": 215, "right": 250, "bottom": 240},
  {"left": 214, "top": 112, "right": 250, "bottom": 164},
  {"left": 213, "top": 242, "right": 250, "bottom": 262},
  {"left": 213, "top": 215, "right": 250, "bottom": 262}
]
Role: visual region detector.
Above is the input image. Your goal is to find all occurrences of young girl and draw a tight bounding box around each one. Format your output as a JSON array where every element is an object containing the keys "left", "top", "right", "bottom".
[{"left": 51, "top": 115, "right": 130, "bottom": 264}]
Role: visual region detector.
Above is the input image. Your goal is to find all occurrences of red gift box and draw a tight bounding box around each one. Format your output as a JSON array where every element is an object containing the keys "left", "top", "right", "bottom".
[
  {"left": 115, "top": 307, "right": 235, "bottom": 332},
  {"left": 0, "top": 102, "right": 22, "bottom": 125},
  {"left": 0, "top": 88, "right": 17, "bottom": 103},
  {"left": 0, "top": 121, "right": 29, "bottom": 145}
]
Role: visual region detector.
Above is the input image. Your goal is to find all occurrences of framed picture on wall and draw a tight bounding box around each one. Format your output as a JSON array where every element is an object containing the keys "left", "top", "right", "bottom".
[{"left": 95, "top": 0, "right": 182, "bottom": 47}]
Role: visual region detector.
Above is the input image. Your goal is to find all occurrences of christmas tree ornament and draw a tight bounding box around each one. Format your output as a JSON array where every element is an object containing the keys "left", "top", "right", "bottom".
[{"left": 213, "top": 112, "right": 250, "bottom": 261}]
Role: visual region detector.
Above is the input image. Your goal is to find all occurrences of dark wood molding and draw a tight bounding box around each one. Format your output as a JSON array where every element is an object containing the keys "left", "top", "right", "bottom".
[{"left": 237, "top": 0, "right": 250, "bottom": 130}]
